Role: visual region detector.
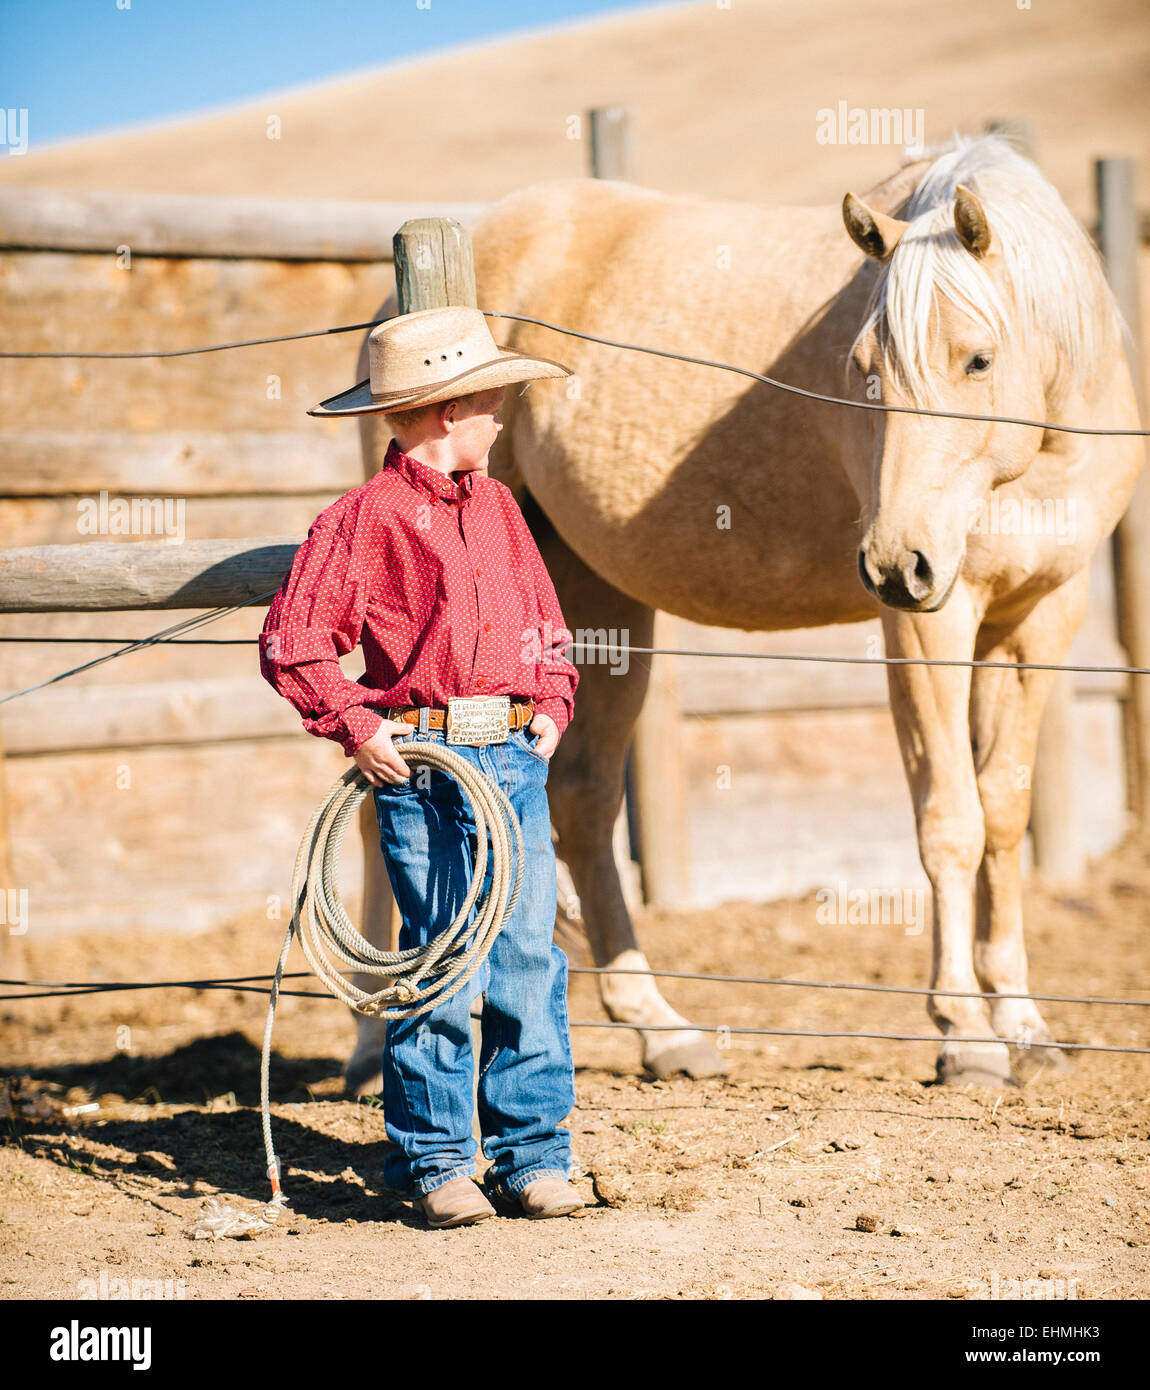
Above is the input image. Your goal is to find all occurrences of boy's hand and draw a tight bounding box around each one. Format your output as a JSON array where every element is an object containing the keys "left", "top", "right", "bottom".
[
  {"left": 352, "top": 719, "right": 420, "bottom": 787},
  {"left": 527, "top": 710, "right": 560, "bottom": 760}
]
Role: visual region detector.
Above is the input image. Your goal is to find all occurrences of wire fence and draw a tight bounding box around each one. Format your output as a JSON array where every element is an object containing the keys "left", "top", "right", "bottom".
[
  {"left": 2, "top": 304, "right": 1147, "bottom": 1065},
  {"left": 2, "top": 306, "right": 1147, "bottom": 438},
  {"left": 5, "top": 965, "right": 1150, "bottom": 1008},
  {"left": 2, "top": 301, "right": 1148, "bottom": 703},
  {"left": 5, "top": 630, "right": 1150, "bottom": 711},
  {"left": 3, "top": 967, "right": 1149, "bottom": 1057}
]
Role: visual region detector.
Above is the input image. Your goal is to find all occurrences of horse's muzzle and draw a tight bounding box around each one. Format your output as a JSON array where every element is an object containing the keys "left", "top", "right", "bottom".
[{"left": 858, "top": 546, "right": 957, "bottom": 613}]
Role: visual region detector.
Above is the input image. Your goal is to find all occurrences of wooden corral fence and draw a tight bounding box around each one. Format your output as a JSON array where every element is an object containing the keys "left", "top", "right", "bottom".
[{"left": 0, "top": 130, "right": 1146, "bottom": 948}]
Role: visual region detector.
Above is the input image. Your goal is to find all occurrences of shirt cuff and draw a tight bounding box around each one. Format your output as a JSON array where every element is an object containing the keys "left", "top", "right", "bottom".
[
  {"left": 341, "top": 706, "right": 385, "bottom": 757},
  {"left": 533, "top": 696, "right": 571, "bottom": 739}
]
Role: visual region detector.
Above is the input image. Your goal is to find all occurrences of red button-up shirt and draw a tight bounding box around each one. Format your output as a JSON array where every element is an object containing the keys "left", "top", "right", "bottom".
[{"left": 258, "top": 439, "right": 579, "bottom": 757}]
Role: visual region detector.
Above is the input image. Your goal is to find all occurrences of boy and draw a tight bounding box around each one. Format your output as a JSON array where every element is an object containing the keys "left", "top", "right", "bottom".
[{"left": 259, "top": 306, "right": 583, "bottom": 1227}]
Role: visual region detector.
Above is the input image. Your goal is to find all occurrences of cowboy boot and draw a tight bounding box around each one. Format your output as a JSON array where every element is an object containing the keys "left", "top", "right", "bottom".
[{"left": 415, "top": 1177, "right": 495, "bottom": 1229}]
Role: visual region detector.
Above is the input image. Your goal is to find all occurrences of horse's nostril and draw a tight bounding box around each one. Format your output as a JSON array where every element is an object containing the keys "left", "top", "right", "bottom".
[{"left": 906, "top": 549, "right": 934, "bottom": 596}]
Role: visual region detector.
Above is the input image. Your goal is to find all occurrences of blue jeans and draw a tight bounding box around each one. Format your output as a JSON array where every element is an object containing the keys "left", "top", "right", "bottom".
[{"left": 372, "top": 722, "right": 575, "bottom": 1199}]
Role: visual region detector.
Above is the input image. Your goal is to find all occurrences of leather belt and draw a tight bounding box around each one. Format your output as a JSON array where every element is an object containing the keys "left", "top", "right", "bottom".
[{"left": 382, "top": 699, "right": 534, "bottom": 732}]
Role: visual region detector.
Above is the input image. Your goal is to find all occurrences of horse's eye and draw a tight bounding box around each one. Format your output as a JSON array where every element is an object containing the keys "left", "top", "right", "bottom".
[{"left": 966, "top": 352, "right": 993, "bottom": 377}]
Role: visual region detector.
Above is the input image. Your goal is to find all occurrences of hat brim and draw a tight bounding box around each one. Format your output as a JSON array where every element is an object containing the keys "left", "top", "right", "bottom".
[{"left": 307, "top": 347, "right": 573, "bottom": 418}]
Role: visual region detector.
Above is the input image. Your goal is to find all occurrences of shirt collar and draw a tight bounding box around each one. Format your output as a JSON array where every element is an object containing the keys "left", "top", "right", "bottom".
[{"left": 384, "top": 438, "right": 478, "bottom": 502}]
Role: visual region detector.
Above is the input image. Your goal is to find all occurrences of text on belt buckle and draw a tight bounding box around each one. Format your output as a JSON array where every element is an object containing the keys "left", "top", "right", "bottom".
[{"left": 445, "top": 695, "right": 510, "bottom": 746}]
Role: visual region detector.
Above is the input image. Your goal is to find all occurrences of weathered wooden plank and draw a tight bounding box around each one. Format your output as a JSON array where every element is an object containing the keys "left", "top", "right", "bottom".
[
  {"left": 686, "top": 694, "right": 1127, "bottom": 909},
  {"left": 0, "top": 252, "right": 394, "bottom": 434},
  {"left": 0, "top": 189, "right": 486, "bottom": 261},
  {"left": 5, "top": 735, "right": 349, "bottom": 937},
  {"left": 672, "top": 608, "right": 1127, "bottom": 714},
  {"left": 1, "top": 675, "right": 300, "bottom": 754},
  {"left": 0, "top": 493, "right": 342, "bottom": 550},
  {"left": 0, "top": 607, "right": 266, "bottom": 690},
  {"left": 5, "top": 693, "right": 1127, "bottom": 938},
  {"left": 673, "top": 618, "right": 890, "bottom": 713},
  {"left": 0, "top": 431, "right": 364, "bottom": 497},
  {"left": 0, "top": 537, "right": 300, "bottom": 612}
]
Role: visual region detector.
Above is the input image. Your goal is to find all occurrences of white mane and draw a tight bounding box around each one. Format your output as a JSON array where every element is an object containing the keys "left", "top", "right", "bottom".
[{"left": 852, "top": 133, "right": 1123, "bottom": 407}]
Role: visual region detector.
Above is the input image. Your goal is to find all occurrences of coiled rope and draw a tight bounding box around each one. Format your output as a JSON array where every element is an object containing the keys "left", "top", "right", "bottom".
[{"left": 255, "top": 736, "right": 525, "bottom": 1219}]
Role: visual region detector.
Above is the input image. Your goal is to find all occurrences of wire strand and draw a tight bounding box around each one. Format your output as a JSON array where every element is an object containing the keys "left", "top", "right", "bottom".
[
  {"left": 563, "top": 1022, "right": 1150, "bottom": 1056},
  {"left": 1, "top": 305, "right": 1145, "bottom": 437},
  {"left": 0, "top": 588, "right": 279, "bottom": 705},
  {"left": 0, "top": 318, "right": 385, "bottom": 360},
  {"left": 0, "top": 636, "right": 253, "bottom": 645},
  {"left": 4, "top": 965, "right": 1147, "bottom": 1009},
  {"left": 485, "top": 310, "right": 1149, "bottom": 439},
  {"left": 0, "top": 978, "right": 1143, "bottom": 1056},
  {"left": 3, "top": 630, "right": 1150, "bottom": 702},
  {"left": 570, "top": 641, "right": 1150, "bottom": 678}
]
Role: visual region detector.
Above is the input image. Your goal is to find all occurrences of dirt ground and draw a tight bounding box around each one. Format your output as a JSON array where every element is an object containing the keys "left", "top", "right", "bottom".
[{"left": 3, "top": 834, "right": 1149, "bottom": 1302}]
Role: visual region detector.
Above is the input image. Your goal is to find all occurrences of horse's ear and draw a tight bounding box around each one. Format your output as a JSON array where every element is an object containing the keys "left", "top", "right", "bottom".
[
  {"left": 954, "top": 183, "right": 992, "bottom": 259},
  {"left": 842, "top": 193, "right": 907, "bottom": 261}
]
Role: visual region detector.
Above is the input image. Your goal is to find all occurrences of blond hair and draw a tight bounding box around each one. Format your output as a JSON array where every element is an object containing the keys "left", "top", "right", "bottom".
[{"left": 383, "top": 389, "right": 493, "bottom": 435}]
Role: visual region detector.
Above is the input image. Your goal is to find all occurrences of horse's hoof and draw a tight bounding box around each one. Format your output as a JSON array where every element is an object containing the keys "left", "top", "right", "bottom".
[
  {"left": 935, "top": 1040, "right": 1014, "bottom": 1088},
  {"left": 344, "top": 1056, "right": 384, "bottom": 1099},
  {"left": 644, "top": 1035, "right": 729, "bottom": 1080}
]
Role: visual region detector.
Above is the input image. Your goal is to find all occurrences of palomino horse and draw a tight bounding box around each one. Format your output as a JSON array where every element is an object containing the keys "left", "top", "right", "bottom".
[{"left": 346, "top": 135, "right": 1141, "bottom": 1091}]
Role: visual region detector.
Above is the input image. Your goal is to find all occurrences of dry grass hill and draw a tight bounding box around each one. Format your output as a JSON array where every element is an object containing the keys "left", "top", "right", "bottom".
[{"left": 1, "top": 0, "right": 1146, "bottom": 219}]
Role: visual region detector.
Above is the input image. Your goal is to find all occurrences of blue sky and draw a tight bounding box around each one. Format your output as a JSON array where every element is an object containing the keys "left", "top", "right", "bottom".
[{"left": 0, "top": 0, "right": 671, "bottom": 146}]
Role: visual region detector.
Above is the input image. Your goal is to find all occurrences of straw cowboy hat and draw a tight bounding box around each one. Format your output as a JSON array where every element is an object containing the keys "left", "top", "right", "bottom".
[{"left": 308, "top": 305, "right": 573, "bottom": 417}]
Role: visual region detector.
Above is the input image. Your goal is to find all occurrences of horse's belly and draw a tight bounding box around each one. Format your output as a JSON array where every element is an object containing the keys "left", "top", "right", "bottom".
[{"left": 527, "top": 445, "right": 874, "bottom": 631}]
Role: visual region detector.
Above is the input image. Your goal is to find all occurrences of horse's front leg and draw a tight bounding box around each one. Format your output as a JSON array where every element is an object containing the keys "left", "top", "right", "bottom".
[
  {"left": 971, "top": 568, "right": 1089, "bottom": 1079},
  {"left": 882, "top": 587, "right": 1011, "bottom": 1086}
]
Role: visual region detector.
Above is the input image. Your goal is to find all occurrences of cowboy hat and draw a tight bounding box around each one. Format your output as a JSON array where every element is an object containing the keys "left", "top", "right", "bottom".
[{"left": 308, "top": 305, "right": 573, "bottom": 417}]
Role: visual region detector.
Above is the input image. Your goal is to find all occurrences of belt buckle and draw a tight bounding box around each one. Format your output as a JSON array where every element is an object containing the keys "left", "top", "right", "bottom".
[{"left": 445, "top": 694, "right": 510, "bottom": 746}]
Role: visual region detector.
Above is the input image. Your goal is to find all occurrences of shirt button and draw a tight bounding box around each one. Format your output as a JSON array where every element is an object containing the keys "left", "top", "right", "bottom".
[
  {"left": 483, "top": 622, "right": 491, "bottom": 632},
  {"left": 476, "top": 677, "right": 485, "bottom": 688}
]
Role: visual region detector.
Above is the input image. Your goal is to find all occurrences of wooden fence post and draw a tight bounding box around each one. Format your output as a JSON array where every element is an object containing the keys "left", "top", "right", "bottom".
[
  {"left": 1097, "top": 157, "right": 1150, "bottom": 826},
  {"left": 0, "top": 721, "right": 26, "bottom": 1005},
  {"left": 392, "top": 217, "right": 477, "bottom": 313},
  {"left": 589, "top": 106, "right": 636, "bottom": 182}
]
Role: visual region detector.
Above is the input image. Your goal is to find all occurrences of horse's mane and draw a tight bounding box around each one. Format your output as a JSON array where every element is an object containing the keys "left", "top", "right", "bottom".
[{"left": 851, "top": 133, "right": 1124, "bottom": 408}]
